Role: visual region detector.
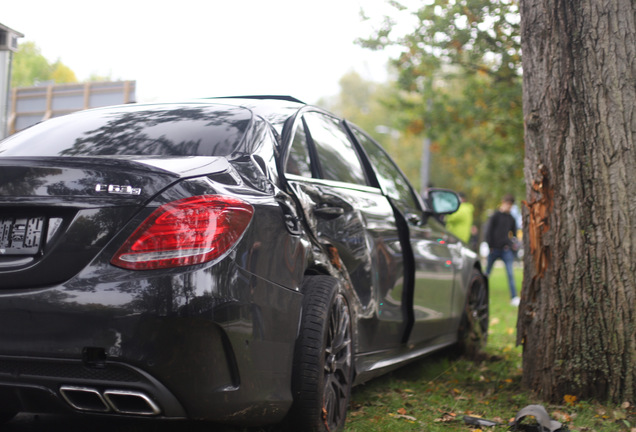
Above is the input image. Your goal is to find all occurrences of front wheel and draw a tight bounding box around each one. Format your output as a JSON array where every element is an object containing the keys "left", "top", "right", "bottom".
[
  {"left": 288, "top": 276, "right": 353, "bottom": 432},
  {"left": 456, "top": 269, "right": 489, "bottom": 358}
]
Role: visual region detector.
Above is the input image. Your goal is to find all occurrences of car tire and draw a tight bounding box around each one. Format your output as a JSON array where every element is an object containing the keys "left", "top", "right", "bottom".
[
  {"left": 456, "top": 269, "right": 489, "bottom": 358},
  {"left": 288, "top": 275, "right": 353, "bottom": 432}
]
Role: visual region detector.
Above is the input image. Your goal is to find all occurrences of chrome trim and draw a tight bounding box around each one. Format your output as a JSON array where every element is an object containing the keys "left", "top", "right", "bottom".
[
  {"left": 59, "top": 386, "right": 110, "bottom": 412},
  {"left": 103, "top": 389, "right": 161, "bottom": 416}
]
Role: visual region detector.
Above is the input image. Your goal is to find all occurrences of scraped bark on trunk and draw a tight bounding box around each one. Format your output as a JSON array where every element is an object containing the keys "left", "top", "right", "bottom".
[{"left": 518, "top": 0, "right": 636, "bottom": 403}]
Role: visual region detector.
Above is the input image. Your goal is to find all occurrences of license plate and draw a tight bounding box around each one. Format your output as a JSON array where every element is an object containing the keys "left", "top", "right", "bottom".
[{"left": 0, "top": 216, "right": 45, "bottom": 256}]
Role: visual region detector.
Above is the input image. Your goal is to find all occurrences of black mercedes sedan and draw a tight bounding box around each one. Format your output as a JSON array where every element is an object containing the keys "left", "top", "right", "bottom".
[{"left": 0, "top": 96, "right": 488, "bottom": 431}]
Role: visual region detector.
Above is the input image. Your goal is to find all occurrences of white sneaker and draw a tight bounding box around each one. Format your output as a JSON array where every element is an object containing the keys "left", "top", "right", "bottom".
[{"left": 511, "top": 296, "right": 520, "bottom": 306}]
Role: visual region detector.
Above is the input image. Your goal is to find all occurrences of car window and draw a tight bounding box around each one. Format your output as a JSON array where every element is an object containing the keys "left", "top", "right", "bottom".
[
  {"left": 303, "top": 112, "right": 367, "bottom": 185},
  {"left": 351, "top": 127, "right": 419, "bottom": 209},
  {"left": 285, "top": 119, "right": 313, "bottom": 177},
  {"left": 0, "top": 104, "right": 252, "bottom": 157}
]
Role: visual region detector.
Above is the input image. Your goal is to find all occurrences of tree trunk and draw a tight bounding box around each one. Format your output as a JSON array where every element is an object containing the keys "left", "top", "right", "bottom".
[{"left": 518, "top": 0, "right": 636, "bottom": 403}]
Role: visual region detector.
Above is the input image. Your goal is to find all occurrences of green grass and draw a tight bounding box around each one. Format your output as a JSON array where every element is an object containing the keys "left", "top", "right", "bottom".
[{"left": 343, "top": 265, "right": 635, "bottom": 432}]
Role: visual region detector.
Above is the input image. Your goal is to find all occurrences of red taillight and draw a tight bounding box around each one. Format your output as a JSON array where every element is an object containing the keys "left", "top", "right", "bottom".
[{"left": 111, "top": 195, "right": 253, "bottom": 270}]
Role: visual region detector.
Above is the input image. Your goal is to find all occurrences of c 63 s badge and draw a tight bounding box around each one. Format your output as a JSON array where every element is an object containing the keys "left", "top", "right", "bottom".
[{"left": 95, "top": 184, "right": 142, "bottom": 195}]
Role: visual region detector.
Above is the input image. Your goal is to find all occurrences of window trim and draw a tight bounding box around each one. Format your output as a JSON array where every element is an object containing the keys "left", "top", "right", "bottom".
[
  {"left": 284, "top": 172, "right": 382, "bottom": 194},
  {"left": 301, "top": 111, "right": 370, "bottom": 186}
]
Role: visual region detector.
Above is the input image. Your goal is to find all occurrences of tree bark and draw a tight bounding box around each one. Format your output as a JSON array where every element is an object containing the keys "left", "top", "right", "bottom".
[{"left": 519, "top": 0, "right": 636, "bottom": 403}]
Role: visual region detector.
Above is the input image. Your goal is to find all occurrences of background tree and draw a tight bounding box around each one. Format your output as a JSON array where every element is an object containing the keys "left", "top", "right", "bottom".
[
  {"left": 87, "top": 72, "right": 114, "bottom": 82},
  {"left": 359, "top": 0, "right": 523, "bottom": 223},
  {"left": 519, "top": 0, "right": 635, "bottom": 403},
  {"left": 50, "top": 60, "right": 78, "bottom": 84},
  {"left": 10, "top": 41, "right": 51, "bottom": 87},
  {"left": 11, "top": 41, "right": 78, "bottom": 87}
]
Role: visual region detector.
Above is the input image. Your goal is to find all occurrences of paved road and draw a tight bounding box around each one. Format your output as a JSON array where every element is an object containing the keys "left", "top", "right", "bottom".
[{"left": 4, "top": 413, "right": 269, "bottom": 432}]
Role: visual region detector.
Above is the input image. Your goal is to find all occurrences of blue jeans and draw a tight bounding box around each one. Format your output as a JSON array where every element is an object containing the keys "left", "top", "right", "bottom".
[{"left": 485, "top": 248, "right": 517, "bottom": 299}]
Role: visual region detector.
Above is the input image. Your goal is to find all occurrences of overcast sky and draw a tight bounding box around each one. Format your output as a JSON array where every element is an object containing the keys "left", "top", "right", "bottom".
[{"left": 3, "top": 0, "right": 406, "bottom": 104}]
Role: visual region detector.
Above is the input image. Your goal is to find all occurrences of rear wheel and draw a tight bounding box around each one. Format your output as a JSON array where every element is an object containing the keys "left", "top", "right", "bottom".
[
  {"left": 288, "top": 276, "right": 353, "bottom": 432},
  {"left": 457, "top": 269, "right": 489, "bottom": 358}
]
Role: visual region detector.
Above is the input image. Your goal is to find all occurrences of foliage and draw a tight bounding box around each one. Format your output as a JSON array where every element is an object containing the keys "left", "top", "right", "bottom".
[
  {"left": 51, "top": 60, "right": 78, "bottom": 84},
  {"left": 358, "top": 0, "right": 525, "bottom": 218},
  {"left": 11, "top": 41, "right": 78, "bottom": 87},
  {"left": 87, "top": 72, "right": 114, "bottom": 82},
  {"left": 10, "top": 41, "right": 51, "bottom": 87}
]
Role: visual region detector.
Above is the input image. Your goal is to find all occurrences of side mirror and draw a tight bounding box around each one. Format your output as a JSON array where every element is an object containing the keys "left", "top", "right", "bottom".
[{"left": 425, "top": 188, "right": 461, "bottom": 215}]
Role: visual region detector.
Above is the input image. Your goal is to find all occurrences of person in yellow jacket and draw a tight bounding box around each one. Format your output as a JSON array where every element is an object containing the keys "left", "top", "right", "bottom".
[{"left": 445, "top": 192, "right": 474, "bottom": 244}]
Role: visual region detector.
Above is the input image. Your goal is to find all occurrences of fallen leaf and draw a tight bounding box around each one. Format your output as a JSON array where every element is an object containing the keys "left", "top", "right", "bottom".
[
  {"left": 613, "top": 410, "right": 626, "bottom": 420},
  {"left": 434, "top": 412, "right": 456, "bottom": 423},
  {"left": 397, "top": 407, "right": 407, "bottom": 415},
  {"left": 552, "top": 410, "right": 572, "bottom": 422},
  {"left": 563, "top": 394, "right": 577, "bottom": 405}
]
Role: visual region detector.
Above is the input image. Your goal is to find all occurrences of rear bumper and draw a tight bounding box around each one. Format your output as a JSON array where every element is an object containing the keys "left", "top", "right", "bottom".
[
  {"left": 0, "top": 356, "right": 186, "bottom": 418},
  {"left": 0, "top": 263, "right": 303, "bottom": 425}
]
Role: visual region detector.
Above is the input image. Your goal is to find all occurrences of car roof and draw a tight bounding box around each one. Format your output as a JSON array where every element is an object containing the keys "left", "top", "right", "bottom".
[
  {"left": 53, "top": 96, "right": 315, "bottom": 139},
  {"left": 203, "top": 96, "right": 307, "bottom": 134}
]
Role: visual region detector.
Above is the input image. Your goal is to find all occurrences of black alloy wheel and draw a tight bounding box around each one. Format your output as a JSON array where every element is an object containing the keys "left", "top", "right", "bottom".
[
  {"left": 288, "top": 276, "right": 353, "bottom": 432},
  {"left": 457, "top": 269, "right": 489, "bottom": 358}
]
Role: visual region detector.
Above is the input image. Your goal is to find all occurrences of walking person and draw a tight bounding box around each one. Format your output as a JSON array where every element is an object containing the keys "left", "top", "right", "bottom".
[{"left": 485, "top": 194, "right": 520, "bottom": 306}]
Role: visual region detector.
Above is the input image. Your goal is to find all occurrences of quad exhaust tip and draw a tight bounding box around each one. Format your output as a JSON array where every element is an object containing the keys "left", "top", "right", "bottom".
[
  {"left": 103, "top": 389, "right": 161, "bottom": 415},
  {"left": 59, "top": 386, "right": 161, "bottom": 416}
]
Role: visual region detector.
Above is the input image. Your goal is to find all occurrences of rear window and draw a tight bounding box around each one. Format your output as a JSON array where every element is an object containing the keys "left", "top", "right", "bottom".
[{"left": 0, "top": 104, "right": 253, "bottom": 157}]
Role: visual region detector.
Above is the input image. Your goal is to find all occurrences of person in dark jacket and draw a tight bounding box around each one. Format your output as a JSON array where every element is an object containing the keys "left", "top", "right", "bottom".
[{"left": 485, "top": 194, "right": 520, "bottom": 306}]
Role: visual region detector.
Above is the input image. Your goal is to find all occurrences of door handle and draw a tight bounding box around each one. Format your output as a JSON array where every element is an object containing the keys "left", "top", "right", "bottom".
[{"left": 406, "top": 212, "right": 422, "bottom": 225}]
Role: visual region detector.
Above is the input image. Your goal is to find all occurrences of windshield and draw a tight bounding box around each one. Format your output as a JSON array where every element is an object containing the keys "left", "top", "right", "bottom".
[{"left": 0, "top": 104, "right": 253, "bottom": 157}]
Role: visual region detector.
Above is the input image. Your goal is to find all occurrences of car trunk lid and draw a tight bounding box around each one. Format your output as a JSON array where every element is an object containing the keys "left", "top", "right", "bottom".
[{"left": 0, "top": 156, "right": 230, "bottom": 289}]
